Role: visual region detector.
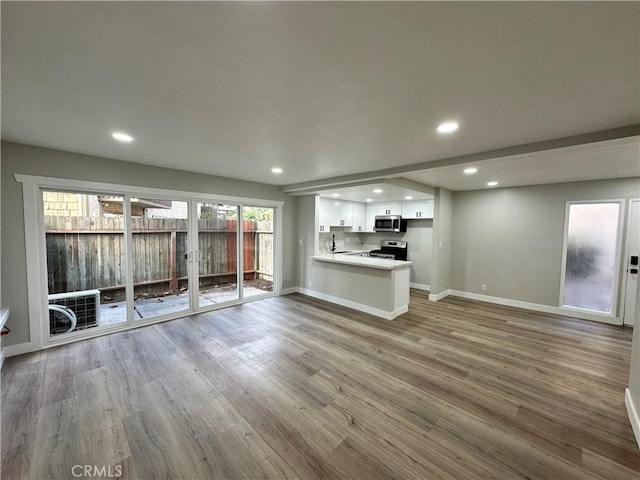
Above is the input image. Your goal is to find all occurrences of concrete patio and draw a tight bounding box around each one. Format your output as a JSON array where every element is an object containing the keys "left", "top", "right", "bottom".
[{"left": 98, "top": 282, "right": 273, "bottom": 327}]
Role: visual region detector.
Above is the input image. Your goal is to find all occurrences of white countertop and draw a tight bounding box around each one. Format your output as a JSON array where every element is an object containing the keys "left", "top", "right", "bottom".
[{"left": 312, "top": 253, "right": 412, "bottom": 270}]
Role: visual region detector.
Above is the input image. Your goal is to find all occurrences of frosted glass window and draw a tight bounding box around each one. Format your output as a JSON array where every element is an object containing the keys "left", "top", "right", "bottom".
[{"left": 562, "top": 203, "right": 620, "bottom": 313}]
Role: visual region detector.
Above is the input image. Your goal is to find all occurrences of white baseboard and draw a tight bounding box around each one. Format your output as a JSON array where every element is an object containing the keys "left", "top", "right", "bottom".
[
  {"left": 280, "top": 287, "right": 300, "bottom": 295},
  {"left": 3, "top": 341, "right": 37, "bottom": 358},
  {"left": 442, "top": 290, "right": 621, "bottom": 325},
  {"left": 429, "top": 289, "right": 453, "bottom": 301},
  {"left": 410, "top": 283, "right": 430, "bottom": 291},
  {"left": 625, "top": 388, "right": 640, "bottom": 451},
  {"left": 297, "top": 288, "right": 404, "bottom": 320}
]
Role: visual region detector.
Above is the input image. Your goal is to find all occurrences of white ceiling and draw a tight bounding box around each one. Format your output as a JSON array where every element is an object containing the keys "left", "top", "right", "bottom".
[
  {"left": 318, "top": 182, "right": 434, "bottom": 204},
  {"left": 2, "top": 2, "right": 639, "bottom": 192},
  {"left": 403, "top": 136, "right": 640, "bottom": 192}
]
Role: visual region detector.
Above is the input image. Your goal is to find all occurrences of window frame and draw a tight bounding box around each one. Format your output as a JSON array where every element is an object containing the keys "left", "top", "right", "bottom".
[{"left": 16, "top": 174, "right": 284, "bottom": 351}]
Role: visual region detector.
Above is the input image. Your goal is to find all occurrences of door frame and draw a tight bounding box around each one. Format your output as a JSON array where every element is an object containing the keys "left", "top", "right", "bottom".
[
  {"left": 15, "top": 173, "right": 284, "bottom": 352},
  {"left": 622, "top": 198, "right": 640, "bottom": 325},
  {"left": 558, "top": 199, "right": 626, "bottom": 323}
]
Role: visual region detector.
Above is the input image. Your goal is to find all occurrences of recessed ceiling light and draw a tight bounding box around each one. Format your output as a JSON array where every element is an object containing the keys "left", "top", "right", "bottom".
[
  {"left": 487, "top": 181, "right": 499, "bottom": 187},
  {"left": 463, "top": 167, "right": 477, "bottom": 175},
  {"left": 437, "top": 122, "right": 459, "bottom": 134},
  {"left": 405, "top": 196, "right": 413, "bottom": 200},
  {"left": 112, "top": 132, "right": 133, "bottom": 143},
  {"left": 271, "top": 167, "right": 283, "bottom": 174},
  {"left": 373, "top": 189, "right": 383, "bottom": 193},
  {"left": 332, "top": 193, "right": 340, "bottom": 197},
  {"left": 365, "top": 198, "right": 373, "bottom": 202}
]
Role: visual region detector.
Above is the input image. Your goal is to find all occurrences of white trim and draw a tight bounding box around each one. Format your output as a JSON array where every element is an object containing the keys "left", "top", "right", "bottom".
[
  {"left": 293, "top": 283, "right": 624, "bottom": 324},
  {"left": 123, "top": 195, "right": 135, "bottom": 325},
  {"left": 274, "top": 204, "right": 283, "bottom": 296},
  {"left": 446, "top": 290, "right": 622, "bottom": 325},
  {"left": 22, "top": 177, "right": 47, "bottom": 351},
  {"left": 297, "top": 288, "right": 406, "bottom": 320},
  {"left": 625, "top": 388, "right": 640, "bottom": 451},
  {"left": 558, "top": 199, "right": 626, "bottom": 317},
  {"left": 237, "top": 205, "right": 244, "bottom": 300},
  {"left": 280, "top": 287, "right": 299, "bottom": 295},
  {"left": 622, "top": 198, "right": 640, "bottom": 326},
  {"left": 4, "top": 341, "right": 37, "bottom": 358},
  {"left": 14, "top": 174, "right": 284, "bottom": 208},
  {"left": 410, "top": 282, "right": 430, "bottom": 291},
  {"left": 0, "top": 307, "right": 7, "bottom": 367},
  {"left": 429, "top": 289, "right": 453, "bottom": 301}
]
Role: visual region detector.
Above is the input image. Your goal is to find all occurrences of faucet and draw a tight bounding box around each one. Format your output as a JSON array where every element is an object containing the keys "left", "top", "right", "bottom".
[{"left": 331, "top": 234, "right": 336, "bottom": 252}]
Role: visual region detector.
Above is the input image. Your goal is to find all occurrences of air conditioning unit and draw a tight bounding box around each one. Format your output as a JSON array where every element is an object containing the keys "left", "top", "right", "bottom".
[{"left": 48, "top": 289, "right": 101, "bottom": 334}]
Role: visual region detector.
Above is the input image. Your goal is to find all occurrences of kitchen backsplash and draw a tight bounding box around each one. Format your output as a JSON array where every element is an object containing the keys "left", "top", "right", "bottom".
[{"left": 320, "top": 225, "right": 427, "bottom": 252}]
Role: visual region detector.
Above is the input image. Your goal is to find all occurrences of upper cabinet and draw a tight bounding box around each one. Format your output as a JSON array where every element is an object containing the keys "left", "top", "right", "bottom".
[
  {"left": 375, "top": 203, "right": 402, "bottom": 216},
  {"left": 318, "top": 197, "right": 434, "bottom": 233},
  {"left": 319, "top": 197, "right": 332, "bottom": 232},
  {"left": 364, "top": 205, "right": 376, "bottom": 232},
  {"left": 330, "top": 202, "right": 353, "bottom": 227},
  {"left": 401, "top": 201, "right": 434, "bottom": 219},
  {"left": 351, "top": 204, "right": 366, "bottom": 232}
]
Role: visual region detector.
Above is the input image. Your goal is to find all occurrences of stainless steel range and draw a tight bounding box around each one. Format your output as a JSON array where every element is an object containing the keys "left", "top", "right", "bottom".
[{"left": 369, "top": 240, "right": 408, "bottom": 261}]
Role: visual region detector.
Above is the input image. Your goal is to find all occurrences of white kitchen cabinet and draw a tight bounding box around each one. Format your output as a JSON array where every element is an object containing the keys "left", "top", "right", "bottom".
[
  {"left": 331, "top": 202, "right": 353, "bottom": 227},
  {"left": 351, "top": 203, "right": 366, "bottom": 232},
  {"left": 401, "top": 201, "right": 434, "bottom": 219},
  {"left": 364, "top": 205, "right": 376, "bottom": 232},
  {"left": 318, "top": 197, "right": 332, "bottom": 232},
  {"left": 375, "top": 203, "right": 402, "bottom": 216}
]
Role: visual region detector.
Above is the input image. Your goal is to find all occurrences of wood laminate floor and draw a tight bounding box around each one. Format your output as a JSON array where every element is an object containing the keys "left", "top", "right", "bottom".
[{"left": 2, "top": 291, "right": 639, "bottom": 479}]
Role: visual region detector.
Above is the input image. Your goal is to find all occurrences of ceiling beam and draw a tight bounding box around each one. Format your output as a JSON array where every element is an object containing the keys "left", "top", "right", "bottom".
[{"left": 281, "top": 125, "right": 640, "bottom": 194}]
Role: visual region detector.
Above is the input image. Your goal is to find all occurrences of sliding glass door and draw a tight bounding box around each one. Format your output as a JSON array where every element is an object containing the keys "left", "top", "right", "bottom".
[
  {"left": 43, "top": 190, "right": 127, "bottom": 337},
  {"left": 32, "top": 179, "right": 280, "bottom": 346},
  {"left": 197, "top": 203, "right": 240, "bottom": 307},
  {"left": 131, "top": 198, "right": 191, "bottom": 321},
  {"left": 242, "top": 206, "right": 274, "bottom": 298}
]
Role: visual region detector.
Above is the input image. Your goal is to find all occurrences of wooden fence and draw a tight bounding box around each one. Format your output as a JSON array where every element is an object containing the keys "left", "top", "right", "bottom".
[{"left": 45, "top": 216, "right": 273, "bottom": 299}]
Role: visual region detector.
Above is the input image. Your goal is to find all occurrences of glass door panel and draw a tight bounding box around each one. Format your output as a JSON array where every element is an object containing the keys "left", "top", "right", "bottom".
[
  {"left": 131, "top": 198, "right": 190, "bottom": 320},
  {"left": 242, "top": 206, "right": 274, "bottom": 298},
  {"left": 197, "top": 203, "right": 240, "bottom": 307},
  {"left": 43, "top": 190, "right": 127, "bottom": 337},
  {"left": 562, "top": 202, "right": 621, "bottom": 313}
]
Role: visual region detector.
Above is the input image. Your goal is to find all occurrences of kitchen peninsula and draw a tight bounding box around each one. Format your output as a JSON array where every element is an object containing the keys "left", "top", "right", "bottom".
[{"left": 310, "top": 253, "right": 412, "bottom": 320}]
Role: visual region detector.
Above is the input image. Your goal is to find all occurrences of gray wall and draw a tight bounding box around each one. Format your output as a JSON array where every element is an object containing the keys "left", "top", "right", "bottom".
[
  {"left": 430, "top": 188, "right": 453, "bottom": 296},
  {"left": 450, "top": 178, "right": 640, "bottom": 308},
  {"left": 1, "top": 141, "right": 297, "bottom": 347},
  {"left": 296, "top": 195, "right": 317, "bottom": 291}
]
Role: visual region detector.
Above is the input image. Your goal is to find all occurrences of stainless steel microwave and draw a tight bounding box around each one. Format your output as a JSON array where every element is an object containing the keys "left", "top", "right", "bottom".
[{"left": 374, "top": 215, "right": 407, "bottom": 233}]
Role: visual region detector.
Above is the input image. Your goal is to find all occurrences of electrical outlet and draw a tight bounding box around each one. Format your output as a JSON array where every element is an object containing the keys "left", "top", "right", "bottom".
[
  {"left": 308, "top": 281, "right": 313, "bottom": 288},
  {"left": 481, "top": 284, "right": 487, "bottom": 292}
]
